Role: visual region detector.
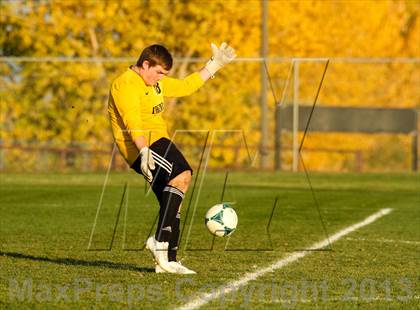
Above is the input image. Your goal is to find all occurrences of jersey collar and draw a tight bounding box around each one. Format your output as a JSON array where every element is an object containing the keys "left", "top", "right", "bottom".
[{"left": 128, "top": 66, "right": 150, "bottom": 95}]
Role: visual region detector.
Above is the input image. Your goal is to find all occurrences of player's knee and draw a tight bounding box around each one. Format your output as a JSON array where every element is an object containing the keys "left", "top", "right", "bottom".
[
  {"left": 178, "top": 170, "right": 191, "bottom": 192},
  {"left": 183, "top": 170, "right": 192, "bottom": 188},
  {"left": 170, "top": 170, "right": 191, "bottom": 193}
]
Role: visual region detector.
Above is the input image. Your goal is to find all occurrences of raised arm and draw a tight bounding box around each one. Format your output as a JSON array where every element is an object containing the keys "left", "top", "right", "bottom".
[
  {"left": 161, "top": 42, "right": 236, "bottom": 97},
  {"left": 201, "top": 42, "right": 237, "bottom": 81}
]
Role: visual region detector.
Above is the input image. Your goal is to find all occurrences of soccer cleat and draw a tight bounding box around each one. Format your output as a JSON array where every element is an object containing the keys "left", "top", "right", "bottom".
[
  {"left": 155, "top": 261, "right": 197, "bottom": 274},
  {"left": 155, "top": 263, "right": 165, "bottom": 274},
  {"left": 145, "top": 236, "right": 176, "bottom": 273}
]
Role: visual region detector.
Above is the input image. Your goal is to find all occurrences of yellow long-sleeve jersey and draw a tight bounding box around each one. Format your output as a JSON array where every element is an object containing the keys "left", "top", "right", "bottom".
[{"left": 108, "top": 68, "right": 204, "bottom": 165}]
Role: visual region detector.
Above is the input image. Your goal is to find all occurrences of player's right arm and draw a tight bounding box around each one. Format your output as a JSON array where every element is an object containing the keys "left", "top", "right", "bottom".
[
  {"left": 111, "top": 81, "right": 146, "bottom": 149},
  {"left": 111, "top": 82, "right": 155, "bottom": 181}
]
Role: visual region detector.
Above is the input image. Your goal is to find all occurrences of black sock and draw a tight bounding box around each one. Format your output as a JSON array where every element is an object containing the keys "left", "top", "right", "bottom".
[
  {"left": 155, "top": 185, "right": 184, "bottom": 243},
  {"left": 168, "top": 211, "right": 180, "bottom": 262}
]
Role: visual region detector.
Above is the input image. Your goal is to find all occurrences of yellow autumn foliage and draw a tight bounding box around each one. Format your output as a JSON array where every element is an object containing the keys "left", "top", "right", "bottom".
[{"left": 0, "top": 0, "right": 418, "bottom": 172}]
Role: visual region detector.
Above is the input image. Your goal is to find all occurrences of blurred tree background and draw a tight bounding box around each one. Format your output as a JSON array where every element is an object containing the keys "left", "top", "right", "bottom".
[{"left": 0, "top": 0, "right": 419, "bottom": 172}]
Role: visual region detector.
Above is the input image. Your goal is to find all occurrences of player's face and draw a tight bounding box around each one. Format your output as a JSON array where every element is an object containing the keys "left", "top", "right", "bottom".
[{"left": 141, "top": 62, "right": 169, "bottom": 86}]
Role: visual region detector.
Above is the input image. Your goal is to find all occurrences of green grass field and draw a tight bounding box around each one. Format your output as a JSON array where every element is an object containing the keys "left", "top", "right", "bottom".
[{"left": 0, "top": 171, "right": 419, "bottom": 309}]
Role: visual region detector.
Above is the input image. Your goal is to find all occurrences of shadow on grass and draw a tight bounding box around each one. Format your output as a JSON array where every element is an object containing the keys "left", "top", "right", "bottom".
[{"left": 0, "top": 250, "right": 155, "bottom": 273}]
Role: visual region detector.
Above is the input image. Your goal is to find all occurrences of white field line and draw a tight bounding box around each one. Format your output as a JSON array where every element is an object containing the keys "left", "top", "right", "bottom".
[
  {"left": 273, "top": 295, "right": 420, "bottom": 304},
  {"left": 346, "top": 237, "right": 420, "bottom": 245},
  {"left": 176, "top": 208, "right": 393, "bottom": 310}
]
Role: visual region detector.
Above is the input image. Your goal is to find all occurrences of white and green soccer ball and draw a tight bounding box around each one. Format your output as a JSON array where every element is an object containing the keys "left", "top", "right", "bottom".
[{"left": 205, "top": 203, "right": 238, "bottom": 237}]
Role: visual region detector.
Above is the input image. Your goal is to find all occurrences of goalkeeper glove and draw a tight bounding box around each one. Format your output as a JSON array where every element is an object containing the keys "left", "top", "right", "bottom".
[
  {"left": 205, "top": 42, "right": 237, "bottom": 76},
  {"left": 139, "top": 147, "right": 155, "bottom": 183}
]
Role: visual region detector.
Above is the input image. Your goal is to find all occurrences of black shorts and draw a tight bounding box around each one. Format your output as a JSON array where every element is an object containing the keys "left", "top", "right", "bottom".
[{"left": 131, "top": 138, "right": 192, "bottom": 194}]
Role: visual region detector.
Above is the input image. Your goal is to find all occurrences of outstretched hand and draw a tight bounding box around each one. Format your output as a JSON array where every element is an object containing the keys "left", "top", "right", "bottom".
[{"left": 205, "top": 42, "right": 237, "bottom": 76}]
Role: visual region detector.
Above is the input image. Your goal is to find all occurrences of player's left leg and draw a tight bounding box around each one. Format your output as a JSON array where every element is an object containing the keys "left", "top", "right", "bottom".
[
  {"left": 154, "top": 170, "right": 196, "bottom": 274},
  {"left": 147, "top": 138, "right": 196, "bottom": 274},
  {"left": 167, "top": 170, "right": 191, "bottom": 262}
]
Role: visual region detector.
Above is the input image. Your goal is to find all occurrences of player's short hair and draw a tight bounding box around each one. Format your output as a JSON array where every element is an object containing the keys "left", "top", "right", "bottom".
[{"left": 136, "top": 44, "right": 173, "bottom": 70}]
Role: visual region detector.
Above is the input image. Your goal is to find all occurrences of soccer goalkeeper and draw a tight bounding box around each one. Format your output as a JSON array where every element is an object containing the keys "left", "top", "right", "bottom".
[{"left": 108, "top": 43, "right": 236, "bottom": 274}]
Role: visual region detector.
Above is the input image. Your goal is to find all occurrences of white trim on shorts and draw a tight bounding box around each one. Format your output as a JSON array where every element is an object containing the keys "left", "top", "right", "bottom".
[{"left": 150, "top": 150, "right": 173, "bottom": 174}]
